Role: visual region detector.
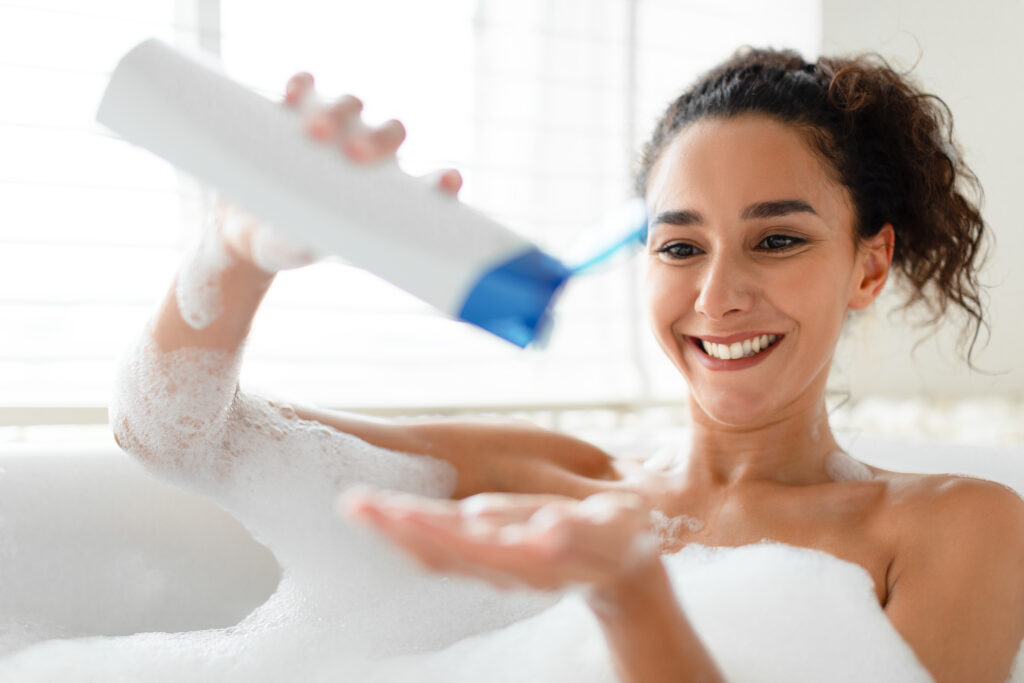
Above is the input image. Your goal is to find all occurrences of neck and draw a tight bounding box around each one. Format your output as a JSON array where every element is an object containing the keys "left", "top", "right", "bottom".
[{"left": 685, "top": 389, "right": 839, "bottom": 490}]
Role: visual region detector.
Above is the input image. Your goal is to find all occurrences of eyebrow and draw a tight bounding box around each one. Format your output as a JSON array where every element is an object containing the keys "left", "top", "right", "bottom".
[{"left": 652, "top": 199, "right": 819, "bottom": 229}]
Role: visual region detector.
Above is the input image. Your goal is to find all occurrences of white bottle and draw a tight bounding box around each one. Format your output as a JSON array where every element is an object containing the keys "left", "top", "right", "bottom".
[{"left": 96, "top": 38, "right": 575, "bottom": 347}]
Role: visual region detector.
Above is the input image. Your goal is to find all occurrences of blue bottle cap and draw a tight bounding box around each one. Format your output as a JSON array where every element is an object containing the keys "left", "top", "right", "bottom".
[{"left": 457, "top": 248, "right": 572, "bottom": 348}]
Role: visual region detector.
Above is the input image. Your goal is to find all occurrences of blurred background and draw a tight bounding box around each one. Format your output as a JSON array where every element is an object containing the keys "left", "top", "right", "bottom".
[{"left": 0, "top": 0, "right": 1021, "bottom": 445}]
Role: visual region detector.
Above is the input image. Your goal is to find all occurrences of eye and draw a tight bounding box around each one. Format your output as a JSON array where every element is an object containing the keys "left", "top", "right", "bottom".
[
  {"left": 756, "top": 234, "right": 806, "bottom": 251},
  {"left": 656, "top": 242, "right": 703, "bottom": 260}
]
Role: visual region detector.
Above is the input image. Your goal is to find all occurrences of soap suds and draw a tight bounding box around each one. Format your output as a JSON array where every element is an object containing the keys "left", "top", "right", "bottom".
[
  {"left": 100, "top": 327, "right": 557, "bottom": 677},
  {"left": 0, "top": 333, "right": 972, "bottom": 681},
  {"left": 174, "top": 211, "right": 233, "bottom": 330},
  {"left": 0, "top": 534, "right": 946, "bottom": 682},
  {"left": 650, "top": 509, "right": 705, "bottom": 543},
  {"left": 173, "top": 202, "right": 321, "bottom": 331},
  {"left": 217, "top": 200, "right": 319, "bottom": 274}
]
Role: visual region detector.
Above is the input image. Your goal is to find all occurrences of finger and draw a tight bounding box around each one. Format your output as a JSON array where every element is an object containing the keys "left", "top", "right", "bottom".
[
  {"left": 307, "top": 94, "right": 364, "bottom": 141},
  {"left": 385, "top": 507, "right": 629, "bottom": 590},
  {"left": 440, "top": 169, "right": 463, "bottom": 196},
  {"left": 459, "top": 492, "right": 570, "bottom": 523},
  {"left": 340, "top": 486, "right": 457, "bottom": 519},
  {"left": 408, "top": 499, "right": 659, "bottom": 588},
  {"left": 399, "top": 512, "right": 551, "bottom": 576},
  {"left": 284, "top": 72, "right": 314, "bottom": 106},
  {"left": 362, "top": 509, "right": 525, "bottom": 587},
  {"left": 342, "top": 118, "right": 401, "bottom": 159},
  {"left": 368, "top": 508, "right": 463, "bottom": 572},
  {"left": 343, "top": 119, "right": 405, "bottom": 161},
  {"left": 572, "top": 491, "right": 649, "bottom": 524},
  {"left": 371, "top": 119, "right": 406, "bottom": 153},
  {"left": 406, "top": 510, "right": 554, "bottom": 568},
  {"left": 416, "top": 168, "right": 464, "bottom": 197},
  {"left": 368, "top": 506, "right": 529, "bottom": 585}
]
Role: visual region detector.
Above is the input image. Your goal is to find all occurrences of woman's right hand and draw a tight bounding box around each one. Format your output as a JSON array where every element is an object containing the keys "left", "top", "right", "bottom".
[{"left": 217, "top": 72, "right": 463, "bottom": 274}]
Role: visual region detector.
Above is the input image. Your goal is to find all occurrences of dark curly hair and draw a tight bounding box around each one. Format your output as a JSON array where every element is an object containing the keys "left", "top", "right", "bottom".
[{"left": 634, "top": 45, "right": 988, "bottom": 362}]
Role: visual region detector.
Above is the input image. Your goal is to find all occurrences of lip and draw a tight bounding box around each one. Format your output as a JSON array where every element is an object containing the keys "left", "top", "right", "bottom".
[{"left": 684, "top": 333, "right": 784, "bottom": 371}]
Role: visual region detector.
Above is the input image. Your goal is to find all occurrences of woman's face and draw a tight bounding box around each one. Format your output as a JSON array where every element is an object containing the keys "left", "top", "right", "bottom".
[{"left": 643, "top": 114, "right": 888, "bottom": 427}]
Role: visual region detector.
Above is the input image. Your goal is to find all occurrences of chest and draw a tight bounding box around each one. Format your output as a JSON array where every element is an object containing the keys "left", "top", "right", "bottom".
[
  {"left": 457, "top": 438, "right": 899, "bottom": 608},
  {"left": 640, "top": 479, "right": 899, "bottom": 608}
]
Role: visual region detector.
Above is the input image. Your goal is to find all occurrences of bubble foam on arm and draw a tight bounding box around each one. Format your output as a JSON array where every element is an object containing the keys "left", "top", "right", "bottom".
[{"left": 110, "top": 216, "right": 276, "bottom": 481}]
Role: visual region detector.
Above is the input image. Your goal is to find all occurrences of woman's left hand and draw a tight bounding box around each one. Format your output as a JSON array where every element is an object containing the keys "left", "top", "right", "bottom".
[{"left": 338, "top": 488, "right": 661, "bottom": 592}]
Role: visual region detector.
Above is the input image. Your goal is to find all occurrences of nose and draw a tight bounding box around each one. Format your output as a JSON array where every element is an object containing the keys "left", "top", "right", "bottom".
[{"left": 693, "top": 252, "right": 756, "bottom": 321}]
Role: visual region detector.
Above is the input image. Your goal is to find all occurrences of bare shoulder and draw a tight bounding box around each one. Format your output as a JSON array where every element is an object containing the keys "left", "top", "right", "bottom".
[
  {"left": 879, "top": 469, "right": 1024, "bottom": 559},
  {"left": 290, "top": 404, "right": 616, "bottom": 497},
  {"left": 880, "top": 471, "right": 1024, "bottom": 682},
  {"left": 884, "top": 469, "right": 1024, "bottom": 529}
]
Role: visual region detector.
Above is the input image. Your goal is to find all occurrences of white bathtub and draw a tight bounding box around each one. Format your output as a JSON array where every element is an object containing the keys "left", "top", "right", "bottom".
[
  {"left": 1, "top": 430, "right": 1023, "bottom": 659},
  {"left": 0, "top": 443, "right": 281, "bottom": 655}
]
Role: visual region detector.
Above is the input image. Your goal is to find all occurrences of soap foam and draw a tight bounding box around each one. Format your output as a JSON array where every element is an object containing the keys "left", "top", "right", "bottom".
[
  {"left": 651, "top": 509, "right": 705, "bottom": 540},
  {"left": 1, "top": 537, "right": 958, "bottom": 682},
  {"left": 174, "top": 211, "right": 233, "bottom": 330},
  {"left": 79, "top": 328, "right": 556, "bottom": 681},
  {"left": 173, "top": 202, "right": 320, "bottom": 331},
  {"left": 3, "top": 334, "right": 1017, "bottom": 680},
  {"left": 217, "top": 200, "right": 320, "bottom": 274}
]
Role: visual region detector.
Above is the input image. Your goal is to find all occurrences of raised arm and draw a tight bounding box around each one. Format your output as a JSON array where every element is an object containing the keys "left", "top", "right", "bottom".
[
  {"left": 110, "top": 72, "right": 617, "bottom": 503},
  {"left": 110, "top": 73, "right": 461, "bottom": 468},
  {"left": 151, "top": 72, "right": 457, "bottom": 355}
]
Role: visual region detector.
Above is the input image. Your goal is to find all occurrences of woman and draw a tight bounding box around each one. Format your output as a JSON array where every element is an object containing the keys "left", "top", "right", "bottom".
[{"left": 112, "top": 46, "right": 1024, "bottom": 682}]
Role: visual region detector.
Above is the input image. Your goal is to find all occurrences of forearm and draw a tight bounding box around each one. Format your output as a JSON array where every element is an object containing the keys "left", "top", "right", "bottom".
[
  {"left": 587, "top": 560, "right": 725, "bottom": 683},
  {"left": 112, "top": 236, "right": 275, "bottom": 464},
  {"left": 151, "top": 243, "right": 276, "bottom": 354}
]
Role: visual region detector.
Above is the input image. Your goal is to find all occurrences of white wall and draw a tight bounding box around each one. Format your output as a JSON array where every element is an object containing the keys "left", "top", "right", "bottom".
[{"left": 821, "top": 0, "right": 1024, "bottom": 400}]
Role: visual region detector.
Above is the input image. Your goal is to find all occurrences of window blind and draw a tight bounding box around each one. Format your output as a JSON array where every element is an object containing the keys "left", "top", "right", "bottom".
[{"left": 0, "top": 0, "right": 820, "bottom": 418}]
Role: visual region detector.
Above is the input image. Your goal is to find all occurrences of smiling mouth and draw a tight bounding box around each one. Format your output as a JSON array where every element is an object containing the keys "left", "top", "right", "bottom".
[{"left": 693, "top": 334, "right": 781, "bottom": 360}]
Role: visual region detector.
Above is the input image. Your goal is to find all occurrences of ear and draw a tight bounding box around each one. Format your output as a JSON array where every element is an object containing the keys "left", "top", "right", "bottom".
[{"left": 848, "top": 223, "right": 895, "bottom": 310}]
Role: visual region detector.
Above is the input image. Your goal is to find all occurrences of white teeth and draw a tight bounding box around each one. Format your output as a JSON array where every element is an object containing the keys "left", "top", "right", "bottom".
[{"left": 699, "top": 334, "right": 779, "bottom": 360}]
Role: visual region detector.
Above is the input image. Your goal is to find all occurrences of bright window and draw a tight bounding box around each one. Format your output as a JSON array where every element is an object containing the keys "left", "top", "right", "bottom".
[{"left": 0, "top": 0, "right": 820, "bottom": 418}]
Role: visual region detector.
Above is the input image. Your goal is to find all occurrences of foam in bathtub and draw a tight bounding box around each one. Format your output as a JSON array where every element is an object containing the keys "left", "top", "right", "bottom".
[
  {"left": 103, "top": 330, "right": 559, "bottom": 664},
  {"left": 2, "top": 534, "right": 966, "bottom": 682},
  {"left": 5, "top": 334, "right": 1011, "bottom": 680}
]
